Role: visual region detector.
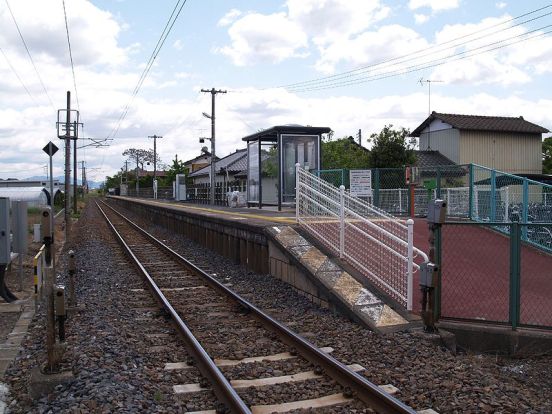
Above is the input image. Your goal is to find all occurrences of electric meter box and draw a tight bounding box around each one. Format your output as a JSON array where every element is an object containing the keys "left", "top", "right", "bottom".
[
  {"left": 427, "top": 199, "right": 447, "bottom": 224},
  {"left": 0, "top": 198, "right": 10, "bottom": 264}
]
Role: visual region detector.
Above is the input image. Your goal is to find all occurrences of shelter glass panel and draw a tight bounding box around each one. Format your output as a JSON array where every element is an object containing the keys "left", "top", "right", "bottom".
[
  {"left": 282, "top": 134, "right": 319, "bottom": 202},
  {"left": 247, "top": 141, "right": 259, "bottom": 203},
  {"left": 261, "top": 142, "right": 278, "bottom": 205}
]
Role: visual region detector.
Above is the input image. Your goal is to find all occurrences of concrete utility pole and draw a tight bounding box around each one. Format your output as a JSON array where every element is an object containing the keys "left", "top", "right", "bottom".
[
  {"left": 124, "top": 160, "right": 128, "bottom": 184},
  {"left": 201, "top": 88, "right": 226, "bottom": 205},
  {"left": 80, "top": 161, "right": 86, "bottom": 198},
  {"left": 64, "top": 91, "right": 71, "bottom": 237},
  {"left": 357, "top": 129, "right": 362, "bottom": 146},
  {"left": 148, "top": 135, "right": 163, "bottom": 182},
  {"left": 73, "top": 121, "right": 78, "bottom": 214},
  {"left": 135, "top": 154, "right": 140, "bottom": 196}
]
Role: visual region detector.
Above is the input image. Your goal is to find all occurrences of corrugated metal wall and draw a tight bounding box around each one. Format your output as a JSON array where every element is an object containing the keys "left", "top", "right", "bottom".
[{"left": 460, "top": 131, "right": 542, "bottom": 174}]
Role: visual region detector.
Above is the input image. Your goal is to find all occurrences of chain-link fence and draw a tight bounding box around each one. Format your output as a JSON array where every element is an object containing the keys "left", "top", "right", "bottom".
[
  {"left": 520, "top": 223, "right": 552, "bottom": 328},
  {"left": 438, "top": 222, "right": 552, "bottom": 329}
]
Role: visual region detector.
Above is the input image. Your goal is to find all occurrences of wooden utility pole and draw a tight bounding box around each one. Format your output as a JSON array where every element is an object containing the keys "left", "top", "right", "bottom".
[{"left": 200, "top": 88, "right": 226, "bottom": 205}]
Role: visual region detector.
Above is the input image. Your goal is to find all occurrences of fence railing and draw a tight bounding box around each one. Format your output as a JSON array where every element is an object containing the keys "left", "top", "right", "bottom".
[
  {"left": 296, "top": 166, "right": 428, "bottom": 310},
  {"left": 315, "top": 165, "right": 552, "bottom": 252},
  {"left": 185, "top": 182, "right": 246, "bottom": 206},
  {"left": 438, "top": 222, "right": 552, "bottom": 329},
  {"left": 127, "top": 186, "right": 173, "bottom": 199}
]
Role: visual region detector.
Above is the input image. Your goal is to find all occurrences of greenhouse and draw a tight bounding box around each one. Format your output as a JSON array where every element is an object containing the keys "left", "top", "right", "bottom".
[{"left": 0, "top": 187, "right": 61, "bottom": 207}]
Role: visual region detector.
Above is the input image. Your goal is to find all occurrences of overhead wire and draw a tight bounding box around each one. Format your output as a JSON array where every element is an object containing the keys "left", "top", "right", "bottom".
[
  {"left": 0, "top": 47, "right": 39, "bottom": 105},
  {"left": 62, "top": 0, "right": 81, "bottom": 113},
  {"left": 285, "top": 25, "right": 552, "bottom": 93},
  {"left": 274, "top": 3, "right": 552, "bottom": 92},
  {"left": 4, "top": 0, "right": 56, "bottom": 110},
  {"left": 109, "top": 0, "right": 188, "bottom": 140}
]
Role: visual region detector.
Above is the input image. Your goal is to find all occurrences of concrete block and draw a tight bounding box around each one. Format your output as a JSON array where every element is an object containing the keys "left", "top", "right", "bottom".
[{"left": 28, "top": 366, "right": 74, "bottom": 400}]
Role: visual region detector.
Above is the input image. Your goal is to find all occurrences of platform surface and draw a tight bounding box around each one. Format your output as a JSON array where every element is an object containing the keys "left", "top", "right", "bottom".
[{"left": 113, "top": 197, "right": 296, "bottom": 227}]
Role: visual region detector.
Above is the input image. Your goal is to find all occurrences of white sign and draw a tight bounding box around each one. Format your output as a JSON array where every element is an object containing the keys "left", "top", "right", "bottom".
[{"left": 350, "top": 170, "right": 372, "bottom": 197}]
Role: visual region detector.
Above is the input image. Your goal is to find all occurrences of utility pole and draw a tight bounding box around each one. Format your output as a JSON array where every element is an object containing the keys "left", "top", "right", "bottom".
[
  {"left": 64, "top": 92, "right": 71, "bottom": 237},
  {"left": 148, "top": 135, "right": 163, "bottom": 182},
  {"left": 80, "top": 161, "right": 86, "bottom": 198},
  {"left": 356, "top": 129, "right": 362, "bottom": 146},
  {"left": 201, "top": 88, "right": 226, "bottom": 205},
  {"left": 135, "top": 154, "right": 139, "bottom": 196},
  {"left": 124, "top": 160, "right": 129, "bottom": 184},
  {"left": 73, "top": 121, "right": 78, "bottom": 213}
]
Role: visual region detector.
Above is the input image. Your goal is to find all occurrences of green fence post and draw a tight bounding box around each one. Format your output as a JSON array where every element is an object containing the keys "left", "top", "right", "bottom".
[
  {"left": 373, "top": 168, "right": 380, "bottom": 208},
  {"left": 490, "top": 169, "right": 496, "bottom": 222},
  {"left": 522, "top": 178, "right": 529, "bottom": 241},
  {"left": 468, "top": 164, "right": 474, "bottom": 220},
  {"left": 434, "top": 224, "right": 442, "bottom": 321},
  {"left": 509, "top": 223, "right": 521, "bottom": 330}
]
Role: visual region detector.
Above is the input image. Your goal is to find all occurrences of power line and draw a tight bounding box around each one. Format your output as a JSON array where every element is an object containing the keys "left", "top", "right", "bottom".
[
  {"left": 0, "top": 47, "right": 38, "bottom": 105},
  {"left": 274, "top": 4, "right": 552, "bottom": 91},
  {"left": 4, "top": 0, "right": 56, "bottom": 110},
  {"left": 109, "top": 0, "right": 188, "bottom": 139},
  {"left": 284, "top": 24, "right": 552, "bottom": 93},
  {"left": 62, "top": 0, "right": 81, "bottom": 113}
]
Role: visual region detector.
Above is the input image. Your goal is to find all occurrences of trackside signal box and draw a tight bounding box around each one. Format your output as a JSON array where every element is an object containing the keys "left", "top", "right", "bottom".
[{"left": 428, "top": 199, "right": 446, "bottom": 224}]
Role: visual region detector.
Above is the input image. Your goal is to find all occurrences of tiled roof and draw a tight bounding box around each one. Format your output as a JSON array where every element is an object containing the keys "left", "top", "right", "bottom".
[
  {"left": 414, "top": 150, "right": 456, "bottom": 168},
  {"left": 411, "top": 112, "right": 549, "bottom": 137},
  {"left": 189, "top": 149, "right": 247, "bottom": 177}
]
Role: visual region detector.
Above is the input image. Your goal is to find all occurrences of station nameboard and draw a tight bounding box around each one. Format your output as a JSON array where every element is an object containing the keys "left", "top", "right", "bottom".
[{"left": 349, "top": 170, "right": 372, "bottom": 197}]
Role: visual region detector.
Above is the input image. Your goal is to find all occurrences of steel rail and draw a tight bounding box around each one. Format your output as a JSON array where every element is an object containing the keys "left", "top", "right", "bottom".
[
  {"left": 99, "top": 200, "right": 417, "bottom": 414},
  {"left": 96, "top": 201, "right": 252, "bottom": 414}
]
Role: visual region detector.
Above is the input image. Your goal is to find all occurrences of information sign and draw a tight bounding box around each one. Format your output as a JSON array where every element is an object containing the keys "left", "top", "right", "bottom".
[{"left": 349, "top": 170, "right": 372, "bottom": 197}]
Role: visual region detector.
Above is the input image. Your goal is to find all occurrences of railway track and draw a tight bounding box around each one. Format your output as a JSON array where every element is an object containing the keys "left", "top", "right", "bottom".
[{"left": 97, "top": 200, "right": 417, "bottom": 414}]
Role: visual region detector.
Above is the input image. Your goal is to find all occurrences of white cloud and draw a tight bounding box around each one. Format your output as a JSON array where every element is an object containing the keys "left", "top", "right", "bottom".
[
  {"left": 414, "top": 13, "right": 430, "bottom": 24},
  {"left": 286, "top": 0, "right": 390, "bottom": 46},
  {"left": 217, "top": 0, "right": 389, "bottom": 68},
  {"left": 173, "top": 39, "right": 184, "bottom": 51},
  {"left": 496, "top": 2, "right": 507, "bottom": 9},
  {"left": 217, "top": 13, "right": 308, "bottom": 66},
  {"left": 408, "top": 0, "right": 460, "bottom": 12},
  {"left": 430, "top": 16, "right": 552, "bottom": 85},
  {"left": 314, "top": 25, "right": 430, "bottom": 74},
  {"left": 0, "top": 0, "right": 128, "bottom": 67},
  {"left": 218, "top": 9, "right": 242, "bottom": 27}
]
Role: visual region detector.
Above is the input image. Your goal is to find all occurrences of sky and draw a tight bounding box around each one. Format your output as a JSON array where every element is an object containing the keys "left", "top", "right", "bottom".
[{"left": 0, "top": 0, "right": 551, "bottom": 183}]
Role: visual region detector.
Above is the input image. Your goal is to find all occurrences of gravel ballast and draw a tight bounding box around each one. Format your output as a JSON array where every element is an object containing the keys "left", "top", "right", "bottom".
[{"left": 2, "top": 198, "right": 551, "bottom": 413}]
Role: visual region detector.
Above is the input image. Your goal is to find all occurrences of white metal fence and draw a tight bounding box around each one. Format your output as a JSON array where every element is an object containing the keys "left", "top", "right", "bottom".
[{"left": 296, "top": 166, "right": 428, "bottom": 310}]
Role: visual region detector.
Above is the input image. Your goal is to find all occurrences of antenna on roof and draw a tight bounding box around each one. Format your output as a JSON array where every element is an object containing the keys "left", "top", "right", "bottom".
[{"left": 419, "top": 78, "right": 443, "bottom": 115}]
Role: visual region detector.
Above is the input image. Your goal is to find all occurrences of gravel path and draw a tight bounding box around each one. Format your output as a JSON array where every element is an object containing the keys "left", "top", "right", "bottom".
[{"left": 2, "top": 198, "right": 551, "bottom": 413}]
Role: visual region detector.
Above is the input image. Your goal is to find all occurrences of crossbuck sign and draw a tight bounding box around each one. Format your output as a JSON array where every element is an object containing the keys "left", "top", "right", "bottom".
[{"left": 349, "top": 169, "right": 372, "bottom": 197}]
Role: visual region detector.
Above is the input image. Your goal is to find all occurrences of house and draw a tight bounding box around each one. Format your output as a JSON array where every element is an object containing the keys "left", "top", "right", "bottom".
[
  {"left": 411, "top": 112, "right": 549, "bottom": 175},
  {"left": 188, "top": 149, "right": 247, "bottom": 186},
  {"left": 183, "top": 151, "right": 218, "bottom": 174}
]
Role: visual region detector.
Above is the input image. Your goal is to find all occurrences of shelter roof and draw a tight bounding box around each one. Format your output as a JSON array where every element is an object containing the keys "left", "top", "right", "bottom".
[{"left": 242, "top": 125, "right": 331, "bottom": 142}]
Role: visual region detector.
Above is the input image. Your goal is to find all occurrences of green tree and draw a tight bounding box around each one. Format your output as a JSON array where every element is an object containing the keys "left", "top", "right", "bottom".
[
  {"left": 543, "top": 136, "right": 552, "bottom": 174},
  {"left": 163, "top": 156, "right": 187, "bottom": 185},
  {"left": 368, "top": 125, "right": 415, "bottom": 168},
  {"left": 321, "top": 136, "right": 371, "bottom": 169}
]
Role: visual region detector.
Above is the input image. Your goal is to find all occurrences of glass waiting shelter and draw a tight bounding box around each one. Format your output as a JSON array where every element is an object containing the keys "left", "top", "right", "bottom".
[{"left": 242, "top": 125, "right": 331, "bottom": 210}]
